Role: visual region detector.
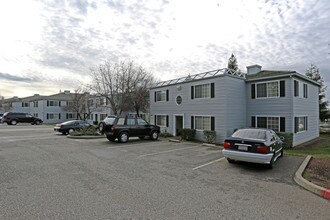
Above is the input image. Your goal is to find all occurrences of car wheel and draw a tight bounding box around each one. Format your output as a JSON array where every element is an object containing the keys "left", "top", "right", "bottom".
[
  {"left": 268, "top": 154, "right": 275, "bottom": 169},
  {"left": 227, "top": 158, "right": 235, "bottom": 163},
  {"left": 68, "top": 128, "right": 74, "bottom": 134},
  {"left": 150, "top": 131, "right": 159, "bottom": 141},
  {"left": 118, "top": 132, "right": 129, "bottom": 143},
  {"left": 35, "top": 120, "right": 41, "bottom": 125},
  {"left": 106, "top": 135, "right": 116, "bottom": 142},
  {"left": 10, "top": 120, "right": 17, "bottom": 125}
]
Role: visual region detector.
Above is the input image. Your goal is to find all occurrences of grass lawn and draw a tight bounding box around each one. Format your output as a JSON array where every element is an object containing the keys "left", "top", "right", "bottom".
[{"left": 285, "top": 133, "right": 330, "bottom": 158}]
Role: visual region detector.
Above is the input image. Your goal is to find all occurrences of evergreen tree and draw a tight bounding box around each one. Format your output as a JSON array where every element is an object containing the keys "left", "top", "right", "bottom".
[
  {"left": 305, "top": 64, "right": 328, "bottom": 121},
  {"left": 227, "top": 53, "right": 239, "bottom": 72}
]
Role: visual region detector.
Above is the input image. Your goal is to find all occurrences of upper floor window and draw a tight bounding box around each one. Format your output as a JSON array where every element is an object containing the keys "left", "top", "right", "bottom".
[
  {"left": 47, "top": 100, "right": 61, "bottom": 107},
  {"left": 191, "top": 83, "right": 215, "bottom": 99},
  {"left": 294, "top": 80, "right": 308, "bottom": 98},
  {"left": 22, "top": 102, "right": 29, "bottom": 107},
  {"left": 251, "top": 80, "right": 285, "bottom": 99},
  {"left": 155, "top": 90, "right": 169, "bottom": 102},
  {"left": 33, "top": 101, "right": 38, "bottom": 108}
]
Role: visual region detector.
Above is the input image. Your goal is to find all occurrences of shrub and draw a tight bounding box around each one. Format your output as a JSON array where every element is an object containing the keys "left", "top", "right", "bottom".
[
  {"left": 203, "top": 130, "right": 216, "bottom": 144},
  {"left": 71, "top": 126, "right": 100, "bottom": 136},
  {"left": 181, "top": 128, "right": 196, "bottom": 141},
  {"left": 276, "top": 132, "right": 293, "bottom": 148},
  {"left": 160, "top": 132, "right": 173, "bottom": 138}
]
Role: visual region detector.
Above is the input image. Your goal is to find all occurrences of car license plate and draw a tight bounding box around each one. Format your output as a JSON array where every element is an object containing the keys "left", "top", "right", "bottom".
[{"left": 238, "top": 145, "right": 248, "bottom": 151}]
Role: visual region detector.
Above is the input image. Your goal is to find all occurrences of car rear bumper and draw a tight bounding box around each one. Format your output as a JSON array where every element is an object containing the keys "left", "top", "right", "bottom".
[{"left": 222, "top": 149, "right": 273, "bottom": 164}]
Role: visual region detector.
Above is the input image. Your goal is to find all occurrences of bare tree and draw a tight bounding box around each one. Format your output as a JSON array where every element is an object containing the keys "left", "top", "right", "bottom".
[
  {"left": 89, "top": 60, "right": 156, "bottom": 116},
  {"left": 63, "top": 88, "right": 93, "bottom": 120},
  {"left": 0, "top": 96, "right": 12, "bottom": 113}
]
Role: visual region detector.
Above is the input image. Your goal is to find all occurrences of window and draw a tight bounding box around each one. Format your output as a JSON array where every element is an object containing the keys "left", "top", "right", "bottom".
[
  {"left": 295, "top": 116, "right": 307, "bottom": 133},
  {"left": 155, "top": 115, "right": 168, "bottom": 127},
  {"left": 87, "top": 100, "right": 94, "bottom": 107},
  {"left": 33, "top": 113, "right": 38, "bottom": 117},
  {"left": 176, "top": 96, "right": 182, "bottom": 105},
  {"left": 303, "top": 83, "right": 308, "bottom": 98},
  {"left": 66, "top": 113, "right": 76, "bottom": 119},
  {"left": 191, "top": 83, "right": 215, "bottom": 99},
  {"left": 252, "top": 81, "right": 285, "bottom": 99},
  {"left": 127, "top": 118, "right": 136, "bottom": 125},
  {"left": 67, "top": 101, "right": 73, "bottom": 107},
  {"left": 155, "top": 90, "right": 169, "bottom": 102},
  {"left": 100, "top": 114, "right": 107, "bottom": 120},
  {"left": 137, "top": 118, "right": 148, "bottom": 125},
  {"left": 33, "top": 101, "right": 38, "bottom": 108},
  {"left": 192, "top": 116, "right": 215, "bottom": 131},
  {"left": 22, "top": 102, "right": 29, "bottom": 107},
  {"left": 294, "top": 80, "right": 308, "bottom": 98},
  {"left": 47, "top": 113, "right": 61, "bottom": 120},
  {"left": 47, "top": 100, "right": 60, "bottom": 107},
  {"left": 252, "top": 116, "right": 285, "bottom": 132},
  {"left": 100, "top": 98, "right": 105, "bottom": 106},
  {"left": 256, "top": 81, "right": 278, "bottom": 98}
]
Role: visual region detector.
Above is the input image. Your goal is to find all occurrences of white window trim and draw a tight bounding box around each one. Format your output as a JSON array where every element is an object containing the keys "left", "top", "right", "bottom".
[
  {"left": 254, "top": 115, "right": 281, "bottom": 132},
  {"left": 295, "top": 115, "right": 308, "bottom": 133},
  {"left": 193, "top": 115, "right": 212, "bottom": 131},
  {"left": 155, "top": 114, "right": 168, "bottom": 127},
  {"left": 194, "top": 83, "right": 211, "bottom": 99},
  {"left": 156, "top": 90, "right": 167, "bottom": 102},
  {"left": 255, "top": 80, "right": 280, "bottom": 99}
]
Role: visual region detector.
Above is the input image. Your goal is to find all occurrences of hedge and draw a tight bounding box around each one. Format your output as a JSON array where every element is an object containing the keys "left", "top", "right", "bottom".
[
  {"left": 276, "top": 132, "right": 293, "bottom": 148},
  {"left": 203, "top": 130, "right": 216, "bottom": 144},
  {"left": 181, "top": 128, "right": 196, "bottom": 141}
]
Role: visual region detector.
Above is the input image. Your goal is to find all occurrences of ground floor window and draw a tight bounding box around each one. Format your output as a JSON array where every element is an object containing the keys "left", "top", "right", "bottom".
[
  {"left": 155, "top": 115, "right": 168, "bottom": 127},
  {"left": 192, "top": 116, "right": 215, "bottom": 131},
  {"left": 47, "top": 113, "right": 61, "bottom": 120},
  {"left": 33, "top": 113, "right": 38, "bottom": 117},
  {"left": 100, "top": 114, "right": 107, "bottom": 121},
  {"left": 252, "top": 116, "right": 285, "bottom": 132},
  {"left": 66, "top": 113, "right": 76, "bottom": 119},
  {"left": 295, "top": 116, "right": 308, "bottom": 133}
]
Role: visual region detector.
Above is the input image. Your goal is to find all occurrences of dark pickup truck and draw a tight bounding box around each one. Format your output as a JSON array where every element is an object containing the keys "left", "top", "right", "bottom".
[{"left": 101, "top": 115, "right": 160, "bottom": 143}]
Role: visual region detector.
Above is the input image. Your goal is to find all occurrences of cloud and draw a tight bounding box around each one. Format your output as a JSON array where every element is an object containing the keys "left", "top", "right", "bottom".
[{"left": 0, "top": 72, "right": 37, "bottom": 82}]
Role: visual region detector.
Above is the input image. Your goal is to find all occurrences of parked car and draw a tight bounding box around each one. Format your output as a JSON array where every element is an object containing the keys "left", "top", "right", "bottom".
[
  {"left": 54, "top": 120, "right": 92, "bottom": 135},
  {"left": 0, "top": 114, "right": 3, "bottom": 123},
  {"left": 222, "top": 128, "right": 284, "bottom": 169},
  {"left": 102, "top": 115, "right": 160, "bottom": 143},
  {"left": 98, "top": 115, "right": 117, "bottom": 134},
  {"left": 1, "top": 112, "right": 43, "bottom": 125}
]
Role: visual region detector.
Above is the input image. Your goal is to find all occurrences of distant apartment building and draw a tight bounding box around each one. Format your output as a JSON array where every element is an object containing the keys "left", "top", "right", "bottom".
[{"left": 0, "top": 90, "right": 112, "bottom": 124}]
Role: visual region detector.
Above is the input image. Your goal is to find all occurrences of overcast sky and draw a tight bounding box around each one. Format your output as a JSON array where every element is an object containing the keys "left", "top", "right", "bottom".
[{"left": 0, "top": 0, "right": 329, "bottom": 99}]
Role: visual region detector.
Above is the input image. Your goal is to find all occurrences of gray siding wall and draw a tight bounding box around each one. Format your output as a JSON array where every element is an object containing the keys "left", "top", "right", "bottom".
[
  {"left": 292, "top": 78, "right": 319, "bottom": 146},
  {"left": 246, "top": 78, "right": 293, "bottom": 131},
  {"left": 150, "top": 74, "right": 246, "bottom": 143}
]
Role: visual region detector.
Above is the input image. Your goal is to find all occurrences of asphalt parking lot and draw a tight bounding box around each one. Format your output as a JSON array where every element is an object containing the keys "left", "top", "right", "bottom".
[{"left": 0, "top": 124, "right": 329, "bottom": 219}]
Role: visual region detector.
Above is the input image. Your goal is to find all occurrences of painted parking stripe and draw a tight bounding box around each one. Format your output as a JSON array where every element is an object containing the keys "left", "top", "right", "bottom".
[
  {"left": 192, "top": 157, "right": 225, "bottom": 170},
  {"left": 138, "top": 145, "right": 201, "bottom": 158}
]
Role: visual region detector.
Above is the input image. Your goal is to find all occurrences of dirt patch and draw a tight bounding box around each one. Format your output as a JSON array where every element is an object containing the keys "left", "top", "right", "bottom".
[{"left": 303, "top": 157, "right": 330, "bottom": 189}]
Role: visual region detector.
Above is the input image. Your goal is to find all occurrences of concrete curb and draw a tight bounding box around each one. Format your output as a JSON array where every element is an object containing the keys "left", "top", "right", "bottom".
[
  {"left": 169, "top": 139, "right": 181, "bottom": 143},
  {"left": 294, "top": 155, "right": 330, "bottom": 200},
  {"left": 67, "top": 134, "right": 105, "bottom": 139}
]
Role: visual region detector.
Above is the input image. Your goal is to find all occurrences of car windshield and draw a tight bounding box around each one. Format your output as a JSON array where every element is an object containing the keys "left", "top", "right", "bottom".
[{"left": 232, "top": 129, "right": 267, "bottom": 140}]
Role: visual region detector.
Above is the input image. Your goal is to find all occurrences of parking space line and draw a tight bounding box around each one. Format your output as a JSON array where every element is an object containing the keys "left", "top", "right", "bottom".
[
  {"left": 192, "top": 157, "right": 225, "bottom": 170},
  {"left": 138, "top": 145, "right": 201, "bottom": 158}
]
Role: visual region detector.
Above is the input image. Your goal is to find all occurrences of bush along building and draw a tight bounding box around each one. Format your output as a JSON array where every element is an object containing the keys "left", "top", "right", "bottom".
[
  {"left": 0, "top": 90, "right": 112, "bottom": 124},
  {"left": 150, "top": 65, "right": 320, "bottom": 147}
]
